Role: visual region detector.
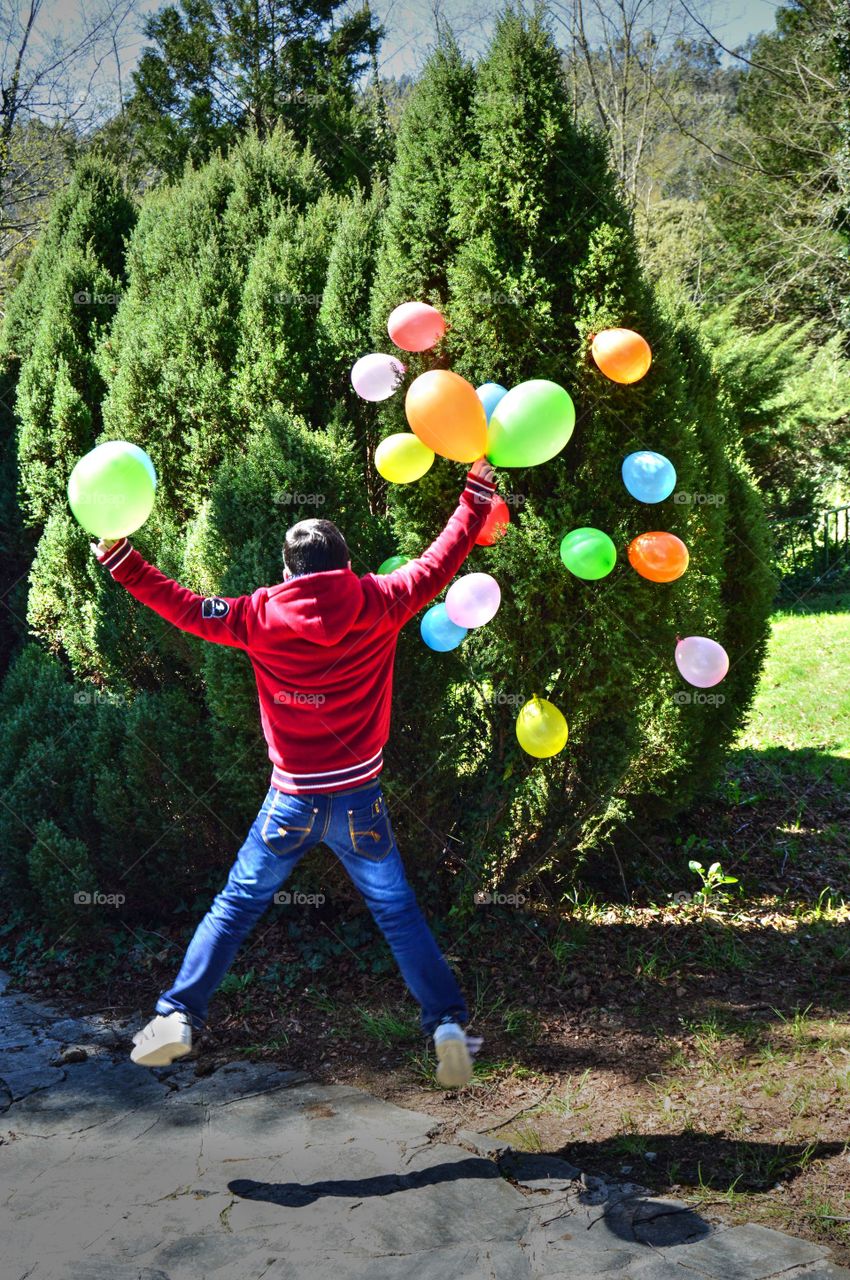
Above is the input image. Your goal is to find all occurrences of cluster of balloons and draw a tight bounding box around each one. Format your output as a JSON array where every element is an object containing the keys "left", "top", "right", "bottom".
[
  {"left": 351, "top": 303, "right": 577, "bottom": 480},
  {"left": 421, "top": 572, "right": 501, "bottom": 652},
  {"left": 556, "top": 334, "right": 729, "bottom": 694},
  {"left": 67, "top": 440, "right": 157, "bottom": 538},
  {"left": 367, "top": 310, "right": 732, "bottom": 756}
]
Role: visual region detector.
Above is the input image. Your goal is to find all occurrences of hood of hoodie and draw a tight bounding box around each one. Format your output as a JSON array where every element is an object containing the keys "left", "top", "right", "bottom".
[{"left": 266, "top": 568, "right": 366, "bottom": 647}]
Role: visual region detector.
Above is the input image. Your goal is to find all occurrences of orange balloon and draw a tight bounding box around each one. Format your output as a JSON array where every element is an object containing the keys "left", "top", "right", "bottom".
[
  {"left": 405, "top": 369, "right": 488, "bottom": 463},
  {"left": 591, "top": 328, "right": 652, "bottom": 384},
  {"left": 628, "top": 531, "right": 689, "bottom": 582}
]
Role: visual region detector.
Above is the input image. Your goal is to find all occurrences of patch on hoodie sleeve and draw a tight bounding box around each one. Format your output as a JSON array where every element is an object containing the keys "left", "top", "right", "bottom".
[{"left": 201, "top": 596, "right": 230, "bottom": 620}]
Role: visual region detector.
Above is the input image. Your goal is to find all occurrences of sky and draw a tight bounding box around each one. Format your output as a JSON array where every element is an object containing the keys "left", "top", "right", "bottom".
[
  {"left": 15, "top": 0, "right": 786, "bottom": 127},
  {"left": 367, "top": 0, "right": 784, "bottom": 78}
]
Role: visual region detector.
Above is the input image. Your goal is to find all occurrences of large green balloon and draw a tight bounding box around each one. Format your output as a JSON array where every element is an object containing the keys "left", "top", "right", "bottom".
[
  {"left": 486, "top": 379, "right": 576, "bottom": 467},
  {"left": 67, "top": 440, "right": 156, "bottom": 538},
  {"left": 560, "top": 527, "right": 617, "bottom": 580}
]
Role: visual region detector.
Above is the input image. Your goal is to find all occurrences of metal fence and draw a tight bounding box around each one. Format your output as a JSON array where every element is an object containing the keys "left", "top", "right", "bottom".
[{"left": 770, "top": 505, "right": 850, "bottom": 591}]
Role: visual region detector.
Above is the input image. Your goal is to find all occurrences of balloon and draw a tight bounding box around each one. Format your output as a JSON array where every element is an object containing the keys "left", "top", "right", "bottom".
[
  {"left": 375, "top": 433, "right": 435, "bottom": 484},
  {"left": 405, "top": 369, "right": 488, "bottom": 462},
  {"left": 591, "top": 328, "right": 652, "bottom": 384},
  {"left": 622, "top": 450, "right": 676, "bottom": 504},
  {"left": 445, "top": 573, "right": 501, "bottom": 628},
  {"left": 421, "top": 603, "right": 467, "bottom": 652},
  {"left": 387, "top": 301, "right": 446, "bottom": 352},
  {"left": 560, "top": 527, "right": 617, "bottom": 580},
  {"left": 516, "top": 695, "right": 569, "bottom": 758},
  {"left": 675, "top": 636, "right": 730, "bottom": 688},
  {"left": 476, "top": 381, "right": 508, "bottom": 423},
  {"left": 628, "top": 531, "right": 689, "bottom": 582},
  {"left": 67, "top": 440, "right": 156, "bottom": 538},
  {"left": 475, "top": 495, "right": 511, "bottom": 547},
  {"left": 123, "top": 442, "right": 157, "bottom": 489},
  {"left": 351, "top": 352, "right": 405, "bottom": 401},
  {"left": 486, "top": 379, "right": 575, "bottom": 467},
  {"left": 378, "top": 555, "right": 410, "bottom": 575}
]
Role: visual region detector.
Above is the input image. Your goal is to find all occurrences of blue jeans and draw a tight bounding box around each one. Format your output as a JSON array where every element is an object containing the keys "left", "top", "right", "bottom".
[{"left": 155, "top": 779, "right": 468, "bottom": 1037}]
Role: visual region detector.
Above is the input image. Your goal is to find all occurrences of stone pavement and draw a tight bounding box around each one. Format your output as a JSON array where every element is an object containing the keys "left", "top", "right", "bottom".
[{"left": 1, "top": 970, "right": 847, "bottom": 1280}]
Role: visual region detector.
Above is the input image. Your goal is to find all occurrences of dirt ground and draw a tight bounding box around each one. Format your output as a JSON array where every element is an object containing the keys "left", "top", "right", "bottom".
[{"left": 4, "top": 750, "right": 849, "bottom": 1262}]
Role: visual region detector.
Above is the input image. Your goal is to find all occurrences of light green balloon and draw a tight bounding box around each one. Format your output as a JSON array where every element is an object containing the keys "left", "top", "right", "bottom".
[
  {"left": 486, "top": 379, "right": 576, "bottom": 467},
  {"left": 560, "top": 527, "right": 617, "bottom": 580},
  {"left": 67, "top": 440, "right": 156, "bottom": 538},
  {"left": 377, "top": 555, "right": 410, "bottom": 575}
]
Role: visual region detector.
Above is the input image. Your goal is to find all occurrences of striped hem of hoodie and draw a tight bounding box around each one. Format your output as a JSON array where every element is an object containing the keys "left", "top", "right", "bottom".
[
  {"left": 465, "top": 474, "right": 496, "bottom": 505},
  {"left": 99, "top": 537, "right": 134, "bottom": 573},
  {"left": 270, "top": 749, "right": 384, "bottom": 794}
]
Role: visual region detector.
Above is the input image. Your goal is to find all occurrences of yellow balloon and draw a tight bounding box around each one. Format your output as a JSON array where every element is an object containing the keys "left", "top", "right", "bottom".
[
  {"left": 516, "top": 696, "right": 569, "bottom": 758},
  {"left": 375, "top": 432, "right": 435, "bottom": 484}
]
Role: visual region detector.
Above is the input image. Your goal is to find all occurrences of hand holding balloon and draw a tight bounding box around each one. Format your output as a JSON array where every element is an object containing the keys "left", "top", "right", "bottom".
[{"left": 469, "top": 457, "right": 497, "bottom": 485}]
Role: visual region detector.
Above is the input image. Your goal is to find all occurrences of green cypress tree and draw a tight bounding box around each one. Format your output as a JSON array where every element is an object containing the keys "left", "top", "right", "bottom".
[
  {"left": 319, "top": 183, "right": 387, "bottom": 509},
  {"left": 370, "top": 31, "right": 476, "bottom": 323},
  {"left": 370, "top": 9, "right": 774, "bottom": 893},
  {"left": 100, "top": 128, "right": 327, "bottom": 505},
  {"left": 837, "top": 0, "right": 850, "bottom": 339},
  {"left": 232, "top": 191, "right": 342, "bottom": 424}
]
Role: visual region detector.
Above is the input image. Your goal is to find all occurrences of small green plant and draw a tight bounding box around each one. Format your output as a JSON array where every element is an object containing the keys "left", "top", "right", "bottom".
[
  {"left": 688, "top": 859, "right": 740, "bottom": 905},
  {"left": 505, "top": 1122, "right": 544, "bottom": 1152},
  {"left": 503, "top": 1007, "right": 542, "bottom": 1041},
  {"left": 219, "top": 968, "right": 256, "bottom": 995},
  {"left": 356, "top": 1006, "right": 419, "bottom": 1046}
]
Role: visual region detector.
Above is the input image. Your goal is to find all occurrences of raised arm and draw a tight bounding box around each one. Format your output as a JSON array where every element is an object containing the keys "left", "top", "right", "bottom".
[
  {"left": 93, "top": 537, "right": 252, "bottom": 649},
  {"left": 372, "top": 459, "right": 498, "bottom": 626}
]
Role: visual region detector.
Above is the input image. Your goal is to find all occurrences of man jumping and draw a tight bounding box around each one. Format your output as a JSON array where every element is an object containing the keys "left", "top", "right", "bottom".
[{"left": 93, "top": 457, "right": 497, "bottom": 1088}]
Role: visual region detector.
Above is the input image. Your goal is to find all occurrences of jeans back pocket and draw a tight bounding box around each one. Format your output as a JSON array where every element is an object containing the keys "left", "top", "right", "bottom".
[
  {"left": 347, "top": 794, "right": 394, "bottom": 862},
  {"left": 261, "top": 791, "right": 318, "bottom": 856}
]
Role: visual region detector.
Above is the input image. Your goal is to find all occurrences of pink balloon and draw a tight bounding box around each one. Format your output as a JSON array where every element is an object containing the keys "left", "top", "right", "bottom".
[
  {"left": 351, "top": 352, "right": 405, "bottom": 401},
  {"left": 675, "top": 636, "right": 730, "bottom": 688},
  {"left": 445, "top": 573, "right": 501, "bottom": 628},
  {"left": 387, "top": 301, "right": 447, "bottom": 353}
]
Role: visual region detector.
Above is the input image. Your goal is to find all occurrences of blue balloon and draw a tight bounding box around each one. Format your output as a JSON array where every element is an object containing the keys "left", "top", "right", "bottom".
[
  {"left": 622, "top": 450, "right": 676, "bottom": 504},
  {"left": 421, "top": 603, "right": 467, "bottom": 652},
  {"left": 476, "top": 381, "right": 508, "bottom": 424}
]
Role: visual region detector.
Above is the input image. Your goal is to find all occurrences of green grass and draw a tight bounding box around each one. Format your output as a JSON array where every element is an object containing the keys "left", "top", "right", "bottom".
[
  {"left": 740, "top": 595, "right": 850, "bottom": 757},
  {"left": 355, "top": 1006, "right": 419, "bottom": 1046}
]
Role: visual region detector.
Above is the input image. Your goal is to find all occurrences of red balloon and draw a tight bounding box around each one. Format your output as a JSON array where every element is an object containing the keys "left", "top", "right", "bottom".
[
  {"left": 388, "top": 302, "right": 447, "bottom": 353},
  {"left": 475, "top": 495, "right": 511, "bottom": 546}
]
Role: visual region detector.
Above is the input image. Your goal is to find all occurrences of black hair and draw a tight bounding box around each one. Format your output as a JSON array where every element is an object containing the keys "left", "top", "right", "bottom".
[{"left": 283, "top": 518, "right": 350, "bottom": 577}]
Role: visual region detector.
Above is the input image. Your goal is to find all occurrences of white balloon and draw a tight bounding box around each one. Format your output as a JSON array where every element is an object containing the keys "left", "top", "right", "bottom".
[
  {"left": 445, "top": 573, "right": 501, "bottom": 628},
  {"left": 351, "top": 352, "right": 406, "bottom": 401}
]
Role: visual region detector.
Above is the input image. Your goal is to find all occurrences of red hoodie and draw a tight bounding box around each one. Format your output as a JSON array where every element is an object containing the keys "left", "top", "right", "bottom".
[{"left": 97, "top": 469, "right": 497, "bottom": 793}]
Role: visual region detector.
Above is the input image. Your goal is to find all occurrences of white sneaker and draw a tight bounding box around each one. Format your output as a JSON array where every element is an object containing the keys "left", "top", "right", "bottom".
[
  {"left": 433, "top": 1021, "right": 481, "bottom": 1088},
  {"left": 130, "top": 1011, "right": 193, "bottom": 1067}
]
